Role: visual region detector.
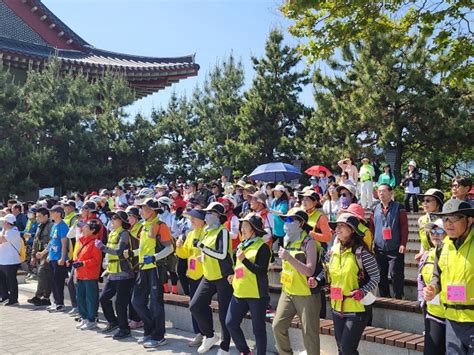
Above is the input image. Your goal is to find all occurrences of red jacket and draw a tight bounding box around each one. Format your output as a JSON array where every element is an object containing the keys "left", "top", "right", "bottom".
[
  {"left": 173, "top": 196, "right": 187, "bottom": 211},
  {"left": 74, "top": 235, "right": 102, "bottom": 280}
]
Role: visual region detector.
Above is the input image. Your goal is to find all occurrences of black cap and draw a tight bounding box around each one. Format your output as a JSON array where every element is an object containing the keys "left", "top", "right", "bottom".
[
  {"left": 50, "top": 205, "right": 64, "bottom": 215},
  {"left": 81, "top": 201, "right": 97, "bottom": 212}
]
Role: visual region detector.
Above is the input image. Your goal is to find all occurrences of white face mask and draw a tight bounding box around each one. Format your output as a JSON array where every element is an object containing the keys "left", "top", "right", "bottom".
[
  {"left": 205, "top": 213, "right": 220, "bottom": 228},
  {"left": 284, "top": 221, "right": 302, "bottom": 244}
]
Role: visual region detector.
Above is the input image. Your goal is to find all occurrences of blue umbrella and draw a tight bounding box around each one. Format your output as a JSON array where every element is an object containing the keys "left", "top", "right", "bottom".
[{"left": 249, "top": 162, "right": 302, "bottom": 182}]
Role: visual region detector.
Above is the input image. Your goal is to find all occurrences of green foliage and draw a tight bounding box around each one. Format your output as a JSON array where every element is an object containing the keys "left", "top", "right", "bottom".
[{"left": 281, "top": 0, "right": 473, "bottom": 86}]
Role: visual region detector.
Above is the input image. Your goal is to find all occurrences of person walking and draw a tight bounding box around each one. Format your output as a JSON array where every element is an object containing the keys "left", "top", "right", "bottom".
[
  {"left": 97, "top": 211, "right": 135, "bottom": 339},
  {"left": 130, "top": 198, "right": 174, "bottom": 348},
  {"left": 272, "top": 210, "right": 322, "bottom": 355},
  {"left": 319, "top": 213, "right": 380, "bottom": 355},
  {"left": 0, "top": 214, "right": 22, "bottom": 305},
  {"left": 423, "top": 199, "right": 474, "bottom": 354},
  {"left": 400, "top": 161, "right": 421, "bottom": 212},
  {"left": 370, "top": 184, "right": 408, "bottom": 299},
  {"left": 225, "top": 213, "right": 271, "bottom": 355},
  {"left": 175, "top": 208, "right": 209, "bottom": 348},
  {"left": 189, "top": 202, "right": 234, "bottom": 355},
  {"left": 417, "top": 218, "right": 446, "bottom": 355},
  {"left": 73, "top": 220, "right": 102, "bottom": 331}
]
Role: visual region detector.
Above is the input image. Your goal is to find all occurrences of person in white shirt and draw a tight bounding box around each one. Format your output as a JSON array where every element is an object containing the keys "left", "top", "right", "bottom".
[{"left": 0, "top": 214, "right": 22, "bottom": 305}]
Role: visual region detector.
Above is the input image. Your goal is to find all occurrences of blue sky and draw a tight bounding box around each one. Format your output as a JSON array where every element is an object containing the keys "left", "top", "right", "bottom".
[{"left": 42, "top": 0, "right": 315, "bottom": 117}]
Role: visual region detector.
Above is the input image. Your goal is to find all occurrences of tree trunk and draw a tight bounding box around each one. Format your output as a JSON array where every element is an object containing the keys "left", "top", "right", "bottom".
[
  {"left": 394, "top": 125, "right": 404, "bottom": 185},
  {"left": 434, "top": 158, "right": 442, "bottom": 189}
]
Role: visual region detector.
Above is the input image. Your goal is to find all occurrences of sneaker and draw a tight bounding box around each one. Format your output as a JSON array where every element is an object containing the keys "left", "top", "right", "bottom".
[
  {"left": 68, "top": 307, "right": 78, "bottom": 316},
  {"left": 27, "top": 296, "right": 41, "bottom": 305},
  {"left": 101, "top": 323, "right": 119, "bottom": 334},
  {"left": 76, "top": 319, "right": 86, "bottom": 329},
  {"left": 143, "top": 338, "right": 167, "bottom": 348},
  {"left": 45, "top": 304, "right": 56, "bottom": 311},
  {"left": 113, "top": 329, "right": 131, "bottom": 340},
  {"left": 48, "top": 305, "right": 65, "bottom": 312},
  {"left": 128, "top": 320, "right": 144, "bottom": 329},
  {"left": 216, "top": 350, "right": 229, "bottom": 355},
  {"left": 4, "top": 301, "right": 19, "bottom": 306},
  {"left": 188, "top": 334, "right": 203, "bottom": 347},
  {"left": 137, "top": 335, "right": 151, "bottom": 344},
  {"left": 80, "top": 320, "right": 97, "bottom": 331},
  {"left": 197, "top": 334, "right": 220, "bottom": 353},
  {"left": 39, "top": 298, "right": 51, "bottom": 306},
  {"left": 0, "top": 298, "right": 9, "bottom": 305},
  {"left": 74, "top": 316, "right": 83, "bottom": 322}
]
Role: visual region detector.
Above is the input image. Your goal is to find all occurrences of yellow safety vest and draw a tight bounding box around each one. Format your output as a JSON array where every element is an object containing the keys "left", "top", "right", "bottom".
[
  {"left": 138, "top": 216, "right": 160, "bottom": 270},
  {"left": 130, "top": 222, "right": 142, "bottom": 240},
  {"left": 281, "top": 233, "right": 313, "bottom": 296},
  {"left": 418, "top": 214, "right": 431, "bottom": 252},
  {"left": 201, "top": 225, "right": 232, "bottom": 281},
  {"left": 360, "top": 164, "right": 373, "bottom": 182},
  {"left": 106, "top": 226, "right": 125, "bottom": 274},
  {"left": 175, "top": 226, "right": 205, "bottom": 280},
  {"left": 232, "top": 237, "right": 265, "bottom": 298},
  {"left": 328, "top": 244, "right": 366, "bottom": 313},
  {"left": 420, "top": 248, "right": 445, "bottom": 319},
  {"left": 64, "top": 212, "right": 77, "bottom": 228},
  {"left": 438, "top": 229, "right": 474, "bottom": 322}
]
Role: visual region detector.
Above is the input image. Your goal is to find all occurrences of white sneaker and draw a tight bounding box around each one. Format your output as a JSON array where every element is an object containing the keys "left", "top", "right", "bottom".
[
  {"left": 216, "top": 350, "right": 229, "bottom": 355},
  {"left": 188, "top": 333, "right": 203, "bottom": 347},
  {"left": 76, "top": 319, "right": 86, "bottom": 329},
  {"left": 197, "top": 334, "right": 220, "bottom": 353},
  {"left": 45, "top": 304, "right": 56, "bottom": 311},
  {"left": 68, "top": 307, "right": 78, "bottom": 316},
  {"left": 80, "top": 320, "right": 97, "bottom": 330}
]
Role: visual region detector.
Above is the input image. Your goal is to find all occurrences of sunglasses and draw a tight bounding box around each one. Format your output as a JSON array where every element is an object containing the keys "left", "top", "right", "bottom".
[
  {"left": 339, "top": 193, "right": 348, "bottom": 198},
  {"left": 431, "top": 228, "right": 445, "bottom": 235},
  {"left": 442, "top": 215, "right": 465, "bottom": 223},
  {"left": 284, "top": 217, "right": 295, "bottom": 223}
]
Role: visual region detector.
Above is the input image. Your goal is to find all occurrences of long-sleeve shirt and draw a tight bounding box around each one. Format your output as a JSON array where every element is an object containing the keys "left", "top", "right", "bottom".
[
  {"left": 201, "top": 228, "right": 229, "bottom": 260},
  {"left": 101, "top": 230, "right": 134, "bottom": 280},
  {"left": 310, "top": 213, "right": 333, "bottom": 244}
]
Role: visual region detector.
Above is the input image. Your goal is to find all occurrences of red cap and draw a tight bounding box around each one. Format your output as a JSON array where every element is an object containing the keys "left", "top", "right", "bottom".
[{"left": 342, "top": 203, "right": 366, "bottom": 222}]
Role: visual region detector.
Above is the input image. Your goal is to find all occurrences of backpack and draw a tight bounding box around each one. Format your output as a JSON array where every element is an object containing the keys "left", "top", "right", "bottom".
[{"left": 8, "top": 236, "right": 26, "bottom": 263}]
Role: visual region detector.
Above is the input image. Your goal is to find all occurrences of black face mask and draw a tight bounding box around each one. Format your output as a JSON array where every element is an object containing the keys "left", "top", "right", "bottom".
[{"left": 156, "top": 208, "right": 164, "bottom": 215}]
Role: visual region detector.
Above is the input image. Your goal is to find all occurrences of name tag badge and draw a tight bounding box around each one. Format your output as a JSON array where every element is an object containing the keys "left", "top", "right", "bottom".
[
  {"left": 189, "top": 258, "right": 196, "bottom": 271},
  {"left": 235, "top": 267, "right": 244, "bottom": 279},
  {"left": 330, "top": 287, "right": 343, "bottom": 301},
  {"left": 447, "top": 285, "right": 466, "bottom": 302},
  {"left": 281, "top": 271, "right": 293, "bottom": 286},
  {"left": 427, "top": 294, "right": 440, "bottom": 306},
  {"left": 382, "top": 227, "right": 392, "bottom": 240}
]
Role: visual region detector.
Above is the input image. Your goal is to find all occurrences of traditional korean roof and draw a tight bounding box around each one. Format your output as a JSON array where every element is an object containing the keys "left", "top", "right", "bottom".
[{"left": 0, "top": 0, "right": 199, "bottom": 98}]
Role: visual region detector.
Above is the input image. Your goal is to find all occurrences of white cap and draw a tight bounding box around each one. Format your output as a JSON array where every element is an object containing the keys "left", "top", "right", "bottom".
[
  {"left": 273, "top": 184, "right": 286, "bottom": 192},
  {"left": 3, "top": 214, "right": 16, "bottom": 225},
  {"left": 408, "top": 160, "right": 417, "bottom": 168}
]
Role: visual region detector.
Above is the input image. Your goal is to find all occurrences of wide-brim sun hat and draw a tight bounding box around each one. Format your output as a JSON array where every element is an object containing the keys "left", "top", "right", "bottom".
[
  {"left": 107, "top": 210, "right": 129, "bottom": 224},
  {"left": 202, "top": 202, "right": 226, "bottom": 216},
  {"left": 249, "top": 191, "right": 267, "bottom": 206},
  {"left": 279, "top": 210, "right": 311, "bottom": 231},
  {"left": 184, "top": 208, "right": 206, "bottom": 221},
  {"left": 239, "top": 213, "right": 266, "bottom": 235},
  {"left": 433, "top": 199, "right": 474, "bottom": 217},
  {"left": 417, "top": 188, "right": 445, "bottom": 206},
  {"left": 137, "top": 198, "right": 160, "bottom": 210},
  {"left": 336, "top": 183, "right": 357, "bottom": 197},
  {"left": 329, "top": 213, "right": 364, "bottom": 237}
]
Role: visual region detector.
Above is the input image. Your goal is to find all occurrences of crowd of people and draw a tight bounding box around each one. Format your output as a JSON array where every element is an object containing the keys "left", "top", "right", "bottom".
[{"left": 0, "top": 159, "right": 473, "bottom": 355}]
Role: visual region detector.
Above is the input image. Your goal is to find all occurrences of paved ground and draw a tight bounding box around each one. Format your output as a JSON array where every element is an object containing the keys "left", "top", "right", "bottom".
[{"left": 0, "top": 292, "right": 239, "bottom": 354}]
